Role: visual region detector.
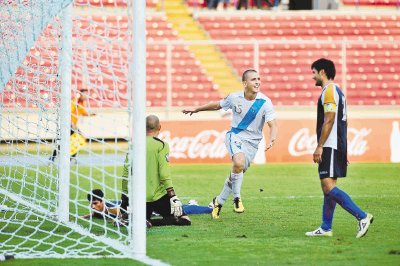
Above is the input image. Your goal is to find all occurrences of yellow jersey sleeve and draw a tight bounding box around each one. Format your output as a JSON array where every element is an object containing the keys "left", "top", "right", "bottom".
[{"left": 323, "top": 84, "right": 337, "bottom": 113}]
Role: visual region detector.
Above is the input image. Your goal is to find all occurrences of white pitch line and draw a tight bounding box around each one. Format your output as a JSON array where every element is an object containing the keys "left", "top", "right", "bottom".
[{"left": 179, "top": 194, "right": 400, "bottom": 200}]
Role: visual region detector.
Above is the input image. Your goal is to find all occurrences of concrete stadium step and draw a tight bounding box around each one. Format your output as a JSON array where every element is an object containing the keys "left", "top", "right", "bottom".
[{"left": 164, "top": 0, "right": 242, "bottom": 95}]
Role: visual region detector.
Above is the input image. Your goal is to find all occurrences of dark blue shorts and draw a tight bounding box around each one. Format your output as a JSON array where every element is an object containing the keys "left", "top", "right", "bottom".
[
  {"left": 146, "top": 194, "right": 174, "bottom": 219},
  {"left": 318, "top": 147, "right": 347, "bottom": 179}
]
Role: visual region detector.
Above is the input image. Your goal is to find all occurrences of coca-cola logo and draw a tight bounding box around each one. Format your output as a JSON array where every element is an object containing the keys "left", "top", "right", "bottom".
[
  {"left": 288, "top": 128, "right": 317, "bottom": 156},
  {"left": 158, "top": 130, "right": 228, "bottom": 159},
  {"left": 348, "top": 128, "right": 371, "bottom": 155},
  {"left": 288, "top": 127, "right": 371, "bottom": 156}
]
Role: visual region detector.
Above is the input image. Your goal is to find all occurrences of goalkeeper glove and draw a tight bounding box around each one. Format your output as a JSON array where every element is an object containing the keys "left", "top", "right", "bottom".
[{"left": 170, "top": 196, "right": 183, "bottom": 217}]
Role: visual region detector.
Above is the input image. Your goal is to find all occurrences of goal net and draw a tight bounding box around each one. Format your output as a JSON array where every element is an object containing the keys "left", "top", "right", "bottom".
[{"left": 0, "top": 0, "right": 147, "bottom": 261}]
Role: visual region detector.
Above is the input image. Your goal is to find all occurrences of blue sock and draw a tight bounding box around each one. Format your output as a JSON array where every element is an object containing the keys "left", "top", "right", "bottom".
[
  {"left": 329, "top": 187, "right": 367, "bottom": 220},
  {"left": 182, "top": 204, "right": 212, "bottom": 215},
  {"left": 321, "top": 193, "right": 336, "bottom": 231}
]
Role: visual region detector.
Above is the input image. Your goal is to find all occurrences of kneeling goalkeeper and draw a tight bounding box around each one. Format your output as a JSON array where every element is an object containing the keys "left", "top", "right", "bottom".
[{"left": 120, "top": 115, "right": 191, "bottom": 227}]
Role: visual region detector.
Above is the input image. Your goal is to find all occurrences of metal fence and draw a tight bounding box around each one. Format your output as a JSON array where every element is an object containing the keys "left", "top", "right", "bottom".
[{"left": 147, "top": 39, "right": 400, "bottom": 112}]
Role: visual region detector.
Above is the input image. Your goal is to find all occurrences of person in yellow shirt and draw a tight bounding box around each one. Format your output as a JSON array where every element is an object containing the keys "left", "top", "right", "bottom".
[
  {"left": 71, "top": 89, "right": 90, "bottom": 131},
  {"left": 50, "top": 89, "right": 95, "bottom": 163}
]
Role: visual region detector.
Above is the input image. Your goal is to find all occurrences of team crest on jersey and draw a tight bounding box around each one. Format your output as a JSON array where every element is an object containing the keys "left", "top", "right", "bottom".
[
  {"left": 165, "top": 153, "right": 169, "bottom": 162},
  {"left": 234, "top": 140, "right": 242, "bottom": 149},
  {"left": 234, "top": 103, "right": 242, "bottom": 114}
]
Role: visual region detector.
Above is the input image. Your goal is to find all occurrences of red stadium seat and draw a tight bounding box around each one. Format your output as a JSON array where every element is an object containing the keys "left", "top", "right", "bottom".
[
  {"left": 74, "top": 0, "right": 158, "bottom": 8},
  {"left": 6, "top": 12, "right": 400, "bottom": 108},
  {"left": 5, "top": 13, "right": 217, "bottom": 108},
  {"left": 197, "top": 12, "right": 400, "bottom": 106},
  {"left": 343, "top": 0, "right": 399, "bottom": 6}
]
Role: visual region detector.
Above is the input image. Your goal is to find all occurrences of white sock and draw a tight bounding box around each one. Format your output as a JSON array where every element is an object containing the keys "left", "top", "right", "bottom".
[
  {"left": 217, "top": 176, "right": 232, "bottom": 205},
  {"left": 231, "top": 171, "right": 244, "bottom": 199}
]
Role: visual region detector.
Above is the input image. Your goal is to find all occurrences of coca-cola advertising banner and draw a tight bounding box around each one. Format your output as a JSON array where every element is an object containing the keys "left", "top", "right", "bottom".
[{"left": 158, "top": 119, "right": 400, "bottom": 164}]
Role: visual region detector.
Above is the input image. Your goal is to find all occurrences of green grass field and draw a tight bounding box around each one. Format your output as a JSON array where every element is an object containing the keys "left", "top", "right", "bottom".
[{"left": 2, "top": 163, "right": 400, "bottom": 266}]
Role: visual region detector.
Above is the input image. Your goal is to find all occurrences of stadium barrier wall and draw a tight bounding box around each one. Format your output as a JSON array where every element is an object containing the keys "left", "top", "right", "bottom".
[
  {"left": 1, "top": 111, "right": 399, "bottom": 163},
  {"left": 158, "top": 119, "right": 400, "bottom": 163}
]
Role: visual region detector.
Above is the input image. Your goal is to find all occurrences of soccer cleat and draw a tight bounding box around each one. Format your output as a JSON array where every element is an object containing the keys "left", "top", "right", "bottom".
[
  {"left": 305, "top": 227, "right": 333, "bottom": 237},
  {"left": 233, "top": 197, "right": 245, "bottom": 213},
  {"left": 146, "top": 220, "right": 152, "bottom": 228},
  {"left": 356, "top": 213, "right": 374, "bottom": 238},
  {"left": 70, "top": 158, "right": 77, "bottom": 165},
  {"left": 48, "top": 157, "right": 55, "bottom": 167},
  {"left": 211, "top": 197, "right": 222, "bottom": 219}
]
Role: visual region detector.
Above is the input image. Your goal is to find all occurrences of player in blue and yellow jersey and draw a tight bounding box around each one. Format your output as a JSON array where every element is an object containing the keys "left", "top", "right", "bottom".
[
  {"left": 182, "top": 69, "right": 278, "bottom": 219},
  {"left": 306, "top": 58, "right": 373, "bottom": 238}
]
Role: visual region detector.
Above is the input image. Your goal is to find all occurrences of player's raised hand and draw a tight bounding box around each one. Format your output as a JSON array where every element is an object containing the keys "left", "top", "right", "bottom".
[
  {"left": 182, "top": 109, "right": 198, "bottom": 116},
  {"left": 265, "top": 139, "right": 275, "bottom": 151}
]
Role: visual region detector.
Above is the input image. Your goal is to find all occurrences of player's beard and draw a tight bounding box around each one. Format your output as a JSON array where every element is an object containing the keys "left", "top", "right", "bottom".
[{"left": 315, "top": 79, "right": 322, "bottom": 86}]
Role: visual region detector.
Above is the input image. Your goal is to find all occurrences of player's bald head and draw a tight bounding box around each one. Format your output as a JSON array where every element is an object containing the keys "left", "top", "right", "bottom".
[{"left": 146, "top": 115, "right": 160, "bottom": 133}]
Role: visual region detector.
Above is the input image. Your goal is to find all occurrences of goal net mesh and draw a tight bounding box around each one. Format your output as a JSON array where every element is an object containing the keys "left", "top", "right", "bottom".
[{"left": 0, "top": 0, "right": 136, "bottom": 259}]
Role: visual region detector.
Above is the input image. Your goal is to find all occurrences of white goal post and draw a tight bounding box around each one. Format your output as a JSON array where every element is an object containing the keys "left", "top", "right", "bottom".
[{"left": 0, "top": 0, "right": 155, "bottom": 263}]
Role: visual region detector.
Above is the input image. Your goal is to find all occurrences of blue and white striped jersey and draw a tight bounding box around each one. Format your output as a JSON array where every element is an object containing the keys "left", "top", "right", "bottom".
[{"left": 220, "top": 91, "right": 276, "bottom": 147}]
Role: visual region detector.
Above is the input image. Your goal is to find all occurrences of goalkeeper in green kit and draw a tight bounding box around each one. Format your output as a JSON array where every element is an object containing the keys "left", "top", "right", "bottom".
[{"left": 120, "top": 115, "right": 191, "bottom": 227}]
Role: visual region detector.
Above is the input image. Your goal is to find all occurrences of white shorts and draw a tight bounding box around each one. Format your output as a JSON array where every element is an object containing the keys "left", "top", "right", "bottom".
[{"left": 225, "top": 132, "right": 258, "bottom": 171}]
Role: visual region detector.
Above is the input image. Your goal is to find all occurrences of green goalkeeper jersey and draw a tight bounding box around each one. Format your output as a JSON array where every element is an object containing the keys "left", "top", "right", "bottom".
[{"left": 122, "top": 136, "right": 173, "bottom": 202}]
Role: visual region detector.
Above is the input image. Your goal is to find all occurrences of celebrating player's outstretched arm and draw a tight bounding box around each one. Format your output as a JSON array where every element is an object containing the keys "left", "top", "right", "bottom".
[{"left": 182, "top": 101, "right": 221, "bottom": 116}]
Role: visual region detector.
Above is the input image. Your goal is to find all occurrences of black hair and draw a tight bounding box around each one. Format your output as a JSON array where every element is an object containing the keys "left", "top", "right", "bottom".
[
  {"left": 311, "top": 58, "right": 336, "bottom": 80},
  {"left": 87, "top": 189, "right": 104, "bottom": 202},
  {"left": 242, "top": 69, "right": 258, "bottom": 82}
]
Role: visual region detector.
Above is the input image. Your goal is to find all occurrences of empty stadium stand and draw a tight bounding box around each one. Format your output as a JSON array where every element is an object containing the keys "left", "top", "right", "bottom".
[
  {"left": 3, "top": 7, "right": 400, "bottom": 108},
  {"left": 198, "top": 13, "right": 400, "bottom": 105},
  {"left": 4, "top": 13, "right": 220, "bottom": 108},
  {"left": 74, "top": 0, "right": 158, "bottom": 8},
  {"left": 342, "top": 0, "right": 399, "bottom": 6},
  {"left": 77, "top": 14, "right": 220, "bottom": 107}
]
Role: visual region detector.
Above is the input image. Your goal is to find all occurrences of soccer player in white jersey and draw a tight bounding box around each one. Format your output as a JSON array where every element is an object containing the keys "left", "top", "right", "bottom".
[
  {"left": 306, "top": 58, "right": 373, "bottom": 238},
  {"left": 182, "top": 69, "right": 278, "bottom": 219}
]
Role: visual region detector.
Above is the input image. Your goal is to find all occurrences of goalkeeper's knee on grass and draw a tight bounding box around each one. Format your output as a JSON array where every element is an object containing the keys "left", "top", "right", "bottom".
[
  {"left": 176, "top": 215, "right": 191, "bottom": 226},
  {"left": 150, "top": 215, "right": 191, "bottom": 226}
]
